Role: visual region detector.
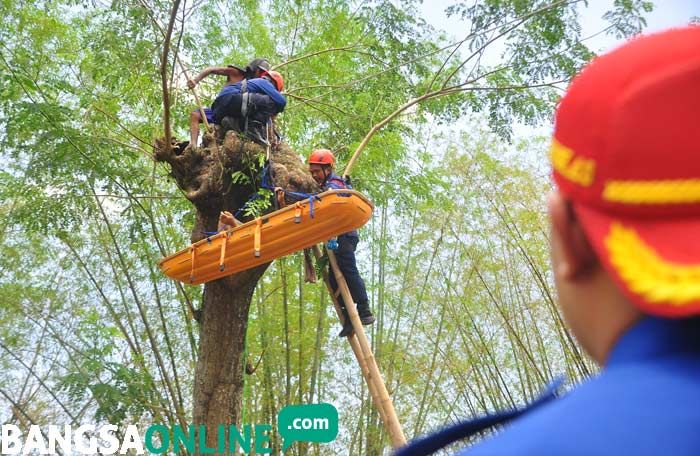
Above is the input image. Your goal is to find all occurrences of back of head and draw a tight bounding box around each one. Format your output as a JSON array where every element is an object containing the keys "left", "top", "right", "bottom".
[
  {"left": 550, "top": 26, "right": 700, "bottom": 318},
  {"left": 245, "top": 58, "right": 271, "bottom": 78}
]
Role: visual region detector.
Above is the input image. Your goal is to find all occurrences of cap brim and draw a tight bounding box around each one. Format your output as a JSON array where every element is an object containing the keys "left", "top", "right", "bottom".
[
  {"left": 574, "top": 203, "right": 700, "bottom": 317},
  {"left": 227, "top": 65, "right": 245, "bottom": 74}
]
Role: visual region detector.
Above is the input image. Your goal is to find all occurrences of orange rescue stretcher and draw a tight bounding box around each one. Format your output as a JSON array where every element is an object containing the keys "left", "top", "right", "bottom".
[{"left": 158, "top": 189, "right": 373, "bottom": 285}]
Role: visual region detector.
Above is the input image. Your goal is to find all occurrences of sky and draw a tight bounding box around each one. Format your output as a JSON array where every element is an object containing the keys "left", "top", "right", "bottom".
[
  {"left": 421, "top": 0, "right": 700, "bottom": 53},
  {"left": 580, "top": 0, "right": 699, "bottom": 50},
  {"left": 415, "top": 0, "right": 700, "bottom": 162}
]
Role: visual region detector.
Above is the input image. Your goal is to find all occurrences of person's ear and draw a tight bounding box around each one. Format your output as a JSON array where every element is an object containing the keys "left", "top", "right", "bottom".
[{"left": 548, "top": 192, "right": 598, "bottom": 279}]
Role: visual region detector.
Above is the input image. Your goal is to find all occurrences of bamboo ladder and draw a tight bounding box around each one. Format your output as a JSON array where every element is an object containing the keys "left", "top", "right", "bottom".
[
  {"left": 311, "top": 133, "right": 409, "bottom": 448},
  {"left": 311, "top": 246, "right": 407, "bottom": 448}
]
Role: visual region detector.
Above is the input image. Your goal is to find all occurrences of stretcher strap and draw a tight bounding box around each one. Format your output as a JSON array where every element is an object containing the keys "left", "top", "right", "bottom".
[
  {"left": 284, "top": 191, "right": 319, "bottom": 219},
  {"left": 294, "top": 202, "right": 303, "bottom": 223},
  {"left": 254, "top": 218, "right": 262, "bottom": 257},
  {"left": 219, "top": 231, "right": 229, "bottom": 271},
  {"left": 189, "top": 245, "right": 196, "bottom": 283}
]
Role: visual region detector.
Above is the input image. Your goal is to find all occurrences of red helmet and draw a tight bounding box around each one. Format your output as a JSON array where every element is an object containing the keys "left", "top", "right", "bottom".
[
  {"left": 308, "top": 149, "right": 335, "bottom": 166},
  {"left": 265, "top": 70, "right": 284, "bottom": 92}
]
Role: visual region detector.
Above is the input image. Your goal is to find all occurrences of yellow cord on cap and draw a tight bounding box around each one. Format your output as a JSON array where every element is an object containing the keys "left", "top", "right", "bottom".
[
  {"left": 550, "top": 139, "right": 596, "bottom": 187},
  {"left": 605, "top": 221, "right": 700, "bottom": 306},
  {"left": 603, "top": 179, "right": 700, "bottom": 204}
]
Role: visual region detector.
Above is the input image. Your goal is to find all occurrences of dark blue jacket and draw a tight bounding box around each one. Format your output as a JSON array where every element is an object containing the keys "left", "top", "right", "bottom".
[
  {"left": 398, "top": 317, "right": 700, "bottom": 455},
  {"left": 323, "top": 172, "right": 349, "bottom": 191},
  {"left": 217, "top": 78, "right": 286, "bottom": 111}
]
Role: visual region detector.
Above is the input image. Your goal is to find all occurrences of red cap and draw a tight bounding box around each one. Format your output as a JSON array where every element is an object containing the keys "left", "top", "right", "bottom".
[{"left": 551, "top": 26, "right": 700, "bottom": 317}]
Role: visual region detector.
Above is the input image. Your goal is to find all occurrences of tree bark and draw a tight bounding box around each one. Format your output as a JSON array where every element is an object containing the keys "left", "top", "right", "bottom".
[{"left": 193, "top": 265, "right": 268, "bottom": 446}]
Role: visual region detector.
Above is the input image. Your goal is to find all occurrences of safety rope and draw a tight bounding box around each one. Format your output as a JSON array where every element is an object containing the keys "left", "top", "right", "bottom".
[
  {"left": 231, "top": 161, "right": 321, "bottom": 221},
  {"left": 284, "top": 191, "right": 320, "bottom": 218}
]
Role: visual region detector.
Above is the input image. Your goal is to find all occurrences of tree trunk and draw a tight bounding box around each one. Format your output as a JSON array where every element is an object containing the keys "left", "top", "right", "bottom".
[{"left": 193, "top": 265, "right": 268, "bottom": 449}]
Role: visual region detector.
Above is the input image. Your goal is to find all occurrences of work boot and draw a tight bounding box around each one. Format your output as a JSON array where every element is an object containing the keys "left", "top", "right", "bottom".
[
  {"left": 220, "top": 116, "right": 238, "bottom": 133},
  {"left": 337, "top": 318, "right": 354, "bottom": 338},
  {"left": 357, "top": 302, "right": 376, "bottom": 325}
]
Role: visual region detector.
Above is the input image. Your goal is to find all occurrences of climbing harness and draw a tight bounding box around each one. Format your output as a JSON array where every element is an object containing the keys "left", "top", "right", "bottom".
[{"left": 240, "top": 79, "right": 250, "bottom": 138}]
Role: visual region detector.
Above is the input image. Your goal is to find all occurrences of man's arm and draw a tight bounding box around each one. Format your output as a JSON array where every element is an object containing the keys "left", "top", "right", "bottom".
[
  {"left": 218, "top": 211, "right": 242, "bottom": 231},
  {"left": 248, "top": 78, "right": 287, "bottom": 110},
  {"left": 188, "top": 66, "right": 239, "bottom": 89}
]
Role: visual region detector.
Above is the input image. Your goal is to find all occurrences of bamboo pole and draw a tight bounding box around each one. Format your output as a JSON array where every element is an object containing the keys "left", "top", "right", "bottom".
[
  {"left": 311, "top": 247, "right": 388, "bottom": 420},
  {"left": 324, "top": 249, "right": 407, "bottom": 448},
  {"left": 177, "top": 60, "right": 212, "bottom": 131}
]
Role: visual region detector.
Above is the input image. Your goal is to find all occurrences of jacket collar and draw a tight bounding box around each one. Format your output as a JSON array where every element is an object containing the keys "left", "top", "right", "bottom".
[
  {"left": 606, "top": 316, "right": 700, "bottom": 367},
  {"left": 323, "top": 171, "right": 339, "bottom": 186}
]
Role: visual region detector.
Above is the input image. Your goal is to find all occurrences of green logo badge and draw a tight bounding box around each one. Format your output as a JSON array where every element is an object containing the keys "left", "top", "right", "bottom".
[{"left": 278, "top": 403, "right": 338, "bottom": 451}]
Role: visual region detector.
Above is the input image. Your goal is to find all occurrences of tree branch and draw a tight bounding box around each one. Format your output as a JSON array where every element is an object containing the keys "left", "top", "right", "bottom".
[
  {"left": 160, "top": 0, "right": 182, "bottom": 149},
  {"left": 275, "top": 45, "right": 368, "bottom": 69}
]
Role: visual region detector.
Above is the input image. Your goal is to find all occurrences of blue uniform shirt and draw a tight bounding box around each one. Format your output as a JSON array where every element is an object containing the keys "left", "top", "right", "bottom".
[
  {"left": 217, "top": 78, "right": 287, "bottom": 111},
  {"left": 323, "top": 172, "right": 358, "bottom": 238},
  {"left": 398, "top": 316, "right": 700, "bottom": 455},
  {"left": 323, "top": 172, "right": 350, "bottom": 191}
]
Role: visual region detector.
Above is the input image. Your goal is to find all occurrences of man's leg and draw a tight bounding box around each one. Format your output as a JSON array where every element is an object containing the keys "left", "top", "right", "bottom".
[
  {"left": 245, "top": 94, "right": 277, "bottom": 144},
  {"left": 189, "top": 109, "right": 201, "bottom": 146},
  {"left": 327, "top": 264, "right": 352, "bottom": 337},
  {"left": 335, "top": 236, "right": 374, "bottom": 326}
]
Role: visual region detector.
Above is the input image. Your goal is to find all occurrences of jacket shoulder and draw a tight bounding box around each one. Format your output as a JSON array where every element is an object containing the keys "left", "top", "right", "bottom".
[
  {"left": 459, "top": 360, "right": 700, "bottom": 455},
  {"left": 325, "top": 175, "right": 347, "bottom": 190}
]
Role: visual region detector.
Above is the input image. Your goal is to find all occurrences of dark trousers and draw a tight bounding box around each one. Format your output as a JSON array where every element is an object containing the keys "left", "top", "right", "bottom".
[
  {"left": 212, "top": 93, "right": 275, "bottom": 144},
  {"left": 329, "top": 235, "right": 369, "bottom": 307},
  {"left": 212, "top": 93, "right": 276, "bottom": 124}
]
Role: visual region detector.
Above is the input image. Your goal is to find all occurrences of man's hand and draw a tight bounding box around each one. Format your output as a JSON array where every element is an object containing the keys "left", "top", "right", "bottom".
[
  {"left": 187, "top": 79, "right": 197, "bottom": 89},
  {"left": 219, "top": 211, "right": 238, "bottom": 226},
  {"left": 274, "top": 187, "right": 287, "bottom": 208}
]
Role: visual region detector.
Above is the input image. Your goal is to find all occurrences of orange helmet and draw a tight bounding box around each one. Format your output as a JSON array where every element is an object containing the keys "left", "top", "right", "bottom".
[
  {"left": 263, "top": 70, "right": 284, "bottom": 92},
  {"left": 308, "top": 149, "right": 335, "bottom": 166}
]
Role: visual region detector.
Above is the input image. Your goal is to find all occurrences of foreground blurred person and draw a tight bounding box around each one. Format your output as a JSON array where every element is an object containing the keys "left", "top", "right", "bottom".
[{"left": 396, "top": 25, "right": 700, "bottom": 456}]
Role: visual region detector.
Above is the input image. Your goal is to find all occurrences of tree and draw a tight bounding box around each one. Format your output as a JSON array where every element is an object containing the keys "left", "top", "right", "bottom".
[{"left": 151, "top": 2, "right": 653, "bottom": 451}]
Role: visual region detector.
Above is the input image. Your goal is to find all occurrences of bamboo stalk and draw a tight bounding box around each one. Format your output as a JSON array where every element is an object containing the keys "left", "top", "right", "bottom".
[
  {"left": 281, "top": 259, "right": 292, "bottom": 406},
  {"left": 177, "top": 60, "right": 211, "bottom": 131},
  {"left": 325, "top": 249, "right": 407, "bottom": 448}
]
